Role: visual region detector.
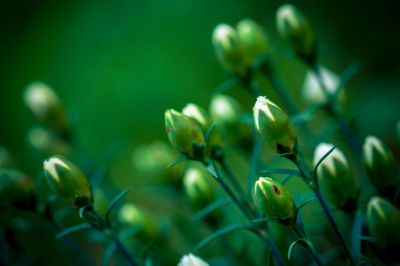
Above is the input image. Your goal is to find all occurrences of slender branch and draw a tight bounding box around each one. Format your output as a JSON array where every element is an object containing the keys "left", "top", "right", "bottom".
[
  {"left": 218, "top": 158, "right": 247, "bottom": 202},
  {"left": 110, "top": 232, "right": 138, "bottom": 266},
  {"left": 291, "top": 224, "right": 324, "bottom": 266}
]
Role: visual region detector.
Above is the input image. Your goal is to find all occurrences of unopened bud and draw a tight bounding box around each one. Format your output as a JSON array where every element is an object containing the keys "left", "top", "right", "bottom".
[
  {"left": 183, "top": 166, "right": 214, "bottom": 210},
  {"left": 43, "top": 155, "right": 91, "bottom": 207},
  {"left": 314, "top": 143, "right": 357, "bottom": 209},
  {"left": 362, "top": 136, "right": 397, "bottom": 193},
  {"left": 237, "top": 19, "right": 269, "bottom": 63},
  {"left": 212, "top": 23, "right": 248, "bottom": 75},
  {"left": 27, "top": 126, "right": 70, "bottom": 155},
  {"left": 0, "top": 169, "right": 35, "bottom": 208},
  {"left": 276, "top": 4, "right": 316, "bottom": 63},
  {"left": 178, "top": 253, "right": 209, "bottom": 266},
  {"left": 254, "top": 177, "right": 296, "bottom": 223},
  {"left": 23, "top": 82, "right": 69, "bottom": 132},
  {"left": 165, "top": 109, "right": 205, "bottom": 159},
  {"left": 253, "top": 96, "right": 296, "bottom": 153},
  {"left": 119, "top": 204, "right": 159, "bottom": 240},
  {"left": 367, "top": 197, "right": 400, "bottom": 248}
]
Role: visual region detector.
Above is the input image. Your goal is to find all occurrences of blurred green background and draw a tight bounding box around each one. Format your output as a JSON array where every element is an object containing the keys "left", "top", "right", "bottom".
[{"left": 1, "top": 0, "right": 400, "bottom": 175}]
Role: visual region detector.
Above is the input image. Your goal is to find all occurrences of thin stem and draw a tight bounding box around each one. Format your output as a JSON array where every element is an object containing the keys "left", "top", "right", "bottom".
[
  {"left": 291, "top": 224, "right": 324, "bottom": 266},
  {"left": 219, "top": 158, "right": 247, "bottom": 202},
  {"left": 110, "top": 232, "right": 138, "bottom": 266}
]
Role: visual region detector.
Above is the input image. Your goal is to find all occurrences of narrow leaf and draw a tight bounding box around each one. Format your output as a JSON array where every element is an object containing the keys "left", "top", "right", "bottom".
[
  {"left": 214, "top": 77, "right": 238, "bottom": 93},
  {"left": 360, "top": 236, "right": 375, "bottom": 243},
  {"left": 194, "top": 224, "right": 255, "bottom": 252},
  {"left": 288, "top": 239, "right": 306, "bottom": 260},
  {"left": 336, "top": 61, "right": 360, "bottom": 96},
  {"left": 247, "top": 136, "right": 262, "bottom": 197},
  {"left": 168, "top": 156, "right": 188, "bottom": 168},
  {"left": 351, "top": 210, "right": 363, "bottom": 262},
  {"left": 297, "top": 198, "right": 314, "bottom": 211},
  {"left": 192, "top": 198, "right": 232, "bottom": 221},
  {"left": 251, "top": 217, "right": 274, "bottom": 224},
  {"left": 105, "top": 188, "right": 131, "bottom": 228},
  {"left": 312, "top": 145, "right": 336, "bottom": 180},
  {"left": 261, "top": 169, "right": 301, "bottom": 177},
  {"left": 205, "top": 123, "right": 216, "bottom": 144},
  {"left": 56, "top": 223, "right": 92, "bottom": 238},
  {"left": 101, "top": 242, "right": 116, "bottom": 266},
  {"left": 279, "top": 174, "right": 293, "bottom": 185},
  {"left": 205, "top": 163, "right": 218, "bottom": 179}
]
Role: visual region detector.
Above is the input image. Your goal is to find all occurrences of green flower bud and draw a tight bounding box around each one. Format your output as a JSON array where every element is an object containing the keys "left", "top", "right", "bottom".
[
  {"left": 178, "top": 253, "right": 210, "bottom": 266},
  {"left": 314, "top": 143, "right": 357, "bottom": 209},
  {"left": 362, "top": 136, "right": 397, "bottom": 193},
  {"left": 0, "top": 169, "right": 35, "bottom": 209},
  {"left": 23, "top": 82, "right": 69, "bottom": 132},
  {"left": 165, "top": 109, "right": 205, "bottom": 159},
  {"left": 367, "top": 197, "right": 400, "bottom": 248},
  {"left": 254, "top": 177, "right": 296, "bottom": 223},
  {"left": 182, "top": 103, "right": 224, "bottom": 157},
  {"left": 253, "top": 96, "right": 296, "bottom": 152},
  {"left": 0, "top": 146, "right": 15, "bottom": 169},
  {"left": 237, "top": 19, "right": 269, "bottom": 63},
  {"left": 43, "top": 155, "right": 91, "bottom": 207},
  {"left": 302, "top": 66, "right": 347, "bottom": 106},
  {"left": 212, "top": 23, "right": 248, "bottom": 75},
  {"left": 27, "top": 126, "right": 71, "bottom": 155},
  {"left": 276, "top": 4, "right": 316, "bottom": 63},
  {"left": 119, "top": 203, "right": 159, "bottom": 240},
  {"left": 183, "top": 166, "right": 214, "bottom": 210}
]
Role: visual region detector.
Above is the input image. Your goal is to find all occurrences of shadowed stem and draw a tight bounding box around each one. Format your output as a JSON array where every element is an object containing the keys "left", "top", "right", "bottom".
[
  {"left": 218, "top": 158, "right": 248, "bottom": 204},
  {"left": 291, "top": 224, "right": 324, "bottom": 266},
  {"left": 110, "top": 232, "right": 138, "bottom": 266},
  {"left": 204, "top": 161, "right": 286, "bottom": 266}
]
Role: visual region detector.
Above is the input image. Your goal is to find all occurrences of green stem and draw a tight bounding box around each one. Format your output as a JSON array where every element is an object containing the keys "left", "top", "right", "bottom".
[
  {"left": 219, "top": 158, "right": 248, "bottom": 204},
  {"left": 110, "top": 232, "right": 138, "bottom": 266},
  {"left": 205, "top": 161, "right": 286, "bottom": 266},
  {"left": 291, "top": 224, "right": 324, "bottom": 266}
]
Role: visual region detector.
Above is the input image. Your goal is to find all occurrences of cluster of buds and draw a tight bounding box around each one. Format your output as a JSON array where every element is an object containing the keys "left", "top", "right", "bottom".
[
  {"left": 276, "top": 4, "right": 316, "bottom": 64},
  {"left": 43, "top": 155, "right": 91, "bottom": 208},
  {"left": 362, "top": 136, "right": 398, "bottom": 195},
  {"left": 254, "top": 177, "right": 296, "bottom": 224},
  {"left": 253, "top": 96, "right": 296, "bottom": 155},
  {"left": 212, "top": 19, "right": 269, "bottom": 76},
  {"left": 0, "top": 169, "right": 35, "bottom": 209},
  {"left": 313, "top": 143, "right": 357, "bottom": 210}
]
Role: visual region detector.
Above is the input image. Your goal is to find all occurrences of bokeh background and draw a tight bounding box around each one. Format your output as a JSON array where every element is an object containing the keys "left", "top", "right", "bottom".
[{"left": 1, "top": 0, "right": 400, "bottom": 264}]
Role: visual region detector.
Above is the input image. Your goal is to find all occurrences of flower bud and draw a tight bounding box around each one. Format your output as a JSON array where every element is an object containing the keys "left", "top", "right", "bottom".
[
  {"left": 276, "top": 4, "right": 316, "bottom": 63},
  {"left": 183, "top": 166, "right": 214, "bottom": 210},
  {"left": 119, "top": 203, "right": 159, "bottom": 240},
  {"left": 182, "top": 103, "right": 224, "bottom": 157},
  {"left": 27, "top": 126, "right": 70, "bottom": 155},
  {"left": 314, "top": 143, "right": 357, "bottom": 209},
  {"left": 43, "top": 155, "right": 91, "bottom": 207},
  {"left": 253, "top": 96, "right": 296, "bottom": 153},
  {"left": 178, "top": 253, "right": 209, "bottom": 266},
  {"left": 367, "top": 197, "right": 400, "bottom": 248},
  {"left": 302, "top": 66, "right": 347, "bottom": 106},
  {"left": 362, "top": 136, "right": 397, "bottom": 193},
  {"left": 165, "top": 109, "right": 205, "bottom": 159},
  {"left": 0, "top": 169, "right": 35, "bottom": 209},
  {"left": 212, "top": 23, "right": 248, "bottom": 75},
  {"left": 254, "top": 177, "right": 296, "bottom": 223},
  {"left": 237, "top": 19, "right": 269, "bottom": 63},
  {"left": 0, "top": 146, "right": 15, "bottom": 169},
  {"left": 23, "top": 81, "right": 69, "bottom": 132}
]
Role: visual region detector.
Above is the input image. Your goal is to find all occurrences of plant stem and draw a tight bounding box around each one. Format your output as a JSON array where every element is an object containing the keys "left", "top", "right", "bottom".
[
  {"left": 110, "top": 232, "right": 138, "bottom": 266},
  {"left": 205, "top": 161, "right": 286, "bottom": 266},
  {"left": 291, "top": 224, "right": 324, "bottom": 266},
  {"left": 219, "top": 158, "right": 248, "bottom": 204}
]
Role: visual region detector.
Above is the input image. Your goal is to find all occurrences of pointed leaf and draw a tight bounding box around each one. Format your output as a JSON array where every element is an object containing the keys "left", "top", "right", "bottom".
[
  {"left": 297, "top": 198, "right": 314, "bottom": 212},
  {"left": 251, "top": 217, "right": 274, "bottom": 224},
  {"left": 205, "top": 162, "right": 218, "bottom": 179},
  {"left": 261, "top": 169, "right": 301, "bottom": 177},
  {"left": 192, "top": 198, "right": 232, "bottom": 221},
  {"left": 351, "top": 210, "right": 363, "bottom": 263},
  {"left": 214, "top": 77, "right": 239, "bottom": 93},
  {"left": 168, "top": 156, "right": 188, "bottom": 168},
  {"left": 205, "top": 123, "right": 216, "bottom": 144},
  {"left": 336, "top": 61, "right": 360, "bottom": 97},
  {"left": 56, "top": 223, "right": 92, "bottom": 238},
  {"left": 194, "top": 224, "right": 256, "bottom": 251},
  {"left": 312, "top": 145, "right": 336, "bottom": 180},
  {"left": 101, "top": 242, "right": 116, "bottom": 266},
  {"left": 288, "top": 239, "right": 306, "bottom": 260},
  {"left": 105, "top": 188, "right": 131, "bottom": 228},
  {"left": 360, "top": 236, "right": 375, "bottom": 243}
]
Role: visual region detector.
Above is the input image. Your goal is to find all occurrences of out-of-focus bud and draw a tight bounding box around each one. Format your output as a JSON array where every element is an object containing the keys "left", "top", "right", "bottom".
[
  {"left": 43, "top": 155, "right": 91, "bottom": 207},
  {"left": 367, "top": 197, "right": 400, "bottom": 248},
  {"left": 254, "top": 177, "right": 296, "bottom": 223},
  {"left": 314, "top": 143, "right": 357, "bottom": 209},
  {"left": 183, "top": 166, "right": 214, "bottom": 210},
  {"left": 0, "top": 146, "right": 15, "bottom": 169},
  {"left": 237, "top": 19, "right": 269, "bottom": 63},
  {"left": 23, "top": 82, "right": 69, "bottom": 132},
  {"left": 182, "top": 103, "right": 224, "bottom": 157},
  {"left": 132, "top": 141, "right": 183, "bottom": 185},
  {"left": 276, "top": 4, "right": 316, "bottom": 63},
  {"left": 0, "top": 169, "right": 35, "bottom": 209},
  {"left": 178, "top": 253, "right": 210, "bottom": 266},
  {"left": 212, "top": 23, "right": 248, "bottom": 76},
  {"left": 253, "top": 96, "right": 296, "bottom": 153},
  {"left": 362, "top": 136, "right": 397, "bottom": 193},
  {"left": 119, "top": 203, "right": 159, "bottom": 240},
  {"left": 27, "top": 126, "right": 70, "bottom": 155},
  {"left": 302, "top": 66, "right": 347, "bottom": 106}
]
